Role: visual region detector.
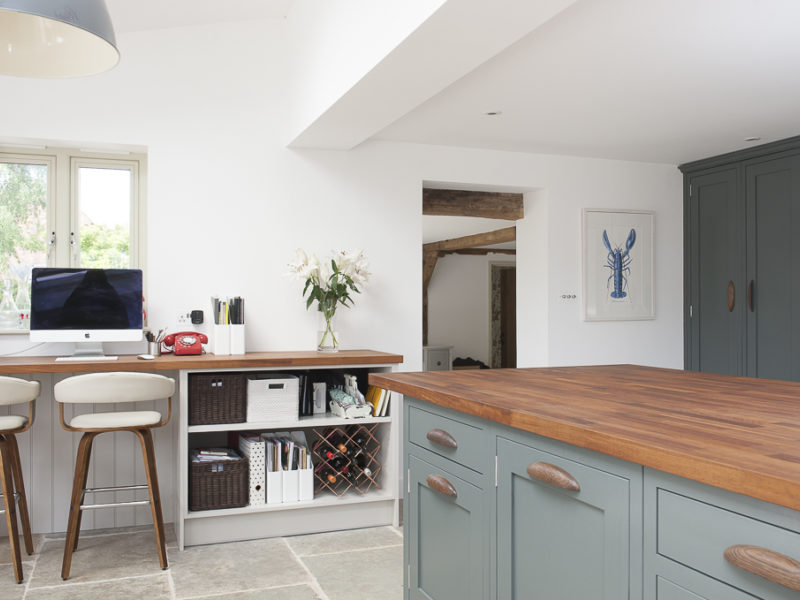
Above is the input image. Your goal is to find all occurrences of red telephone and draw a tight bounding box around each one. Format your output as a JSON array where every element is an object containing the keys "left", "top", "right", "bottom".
[{"left": 162, "top": 331, "right": 208, "bottom": 355}]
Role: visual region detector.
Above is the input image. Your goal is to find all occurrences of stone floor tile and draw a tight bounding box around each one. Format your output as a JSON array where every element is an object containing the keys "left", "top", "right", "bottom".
[
  {"left": 25, "top": 573, "right": 171, "bottom": 600},
  {"left": 285, "top": 526, "right": 402, "bottom": 556},
  {"left": 190, "top": 583, "right": 323, "bottom": 599},
  {"left": 28, "top": 530, "right": 165, "bottom": 588},
  {"left": 170, "top": 537, "right": 309, "bottom": 599},
  {"left": 0, "top": 533, "right": 47, "bottom": 564},
  {"left": 303, "top": 544, "right": 403, "bottom": 600},
  {"left": 0, "top": 561, "right": 31, "bottom": 600}
]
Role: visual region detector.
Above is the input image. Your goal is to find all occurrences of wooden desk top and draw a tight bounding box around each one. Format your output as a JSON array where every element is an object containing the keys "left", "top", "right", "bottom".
[
  {"left": 370, "top": 365, "right": 800, "bottom": 511},
  {"left": 0, "top": 350, "right": 403, "bottom": 374}
]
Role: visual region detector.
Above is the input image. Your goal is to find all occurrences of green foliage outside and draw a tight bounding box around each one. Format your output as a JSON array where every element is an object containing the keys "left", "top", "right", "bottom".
[{"left": 80, "top": 223, "right": 129, "bottom": 268}]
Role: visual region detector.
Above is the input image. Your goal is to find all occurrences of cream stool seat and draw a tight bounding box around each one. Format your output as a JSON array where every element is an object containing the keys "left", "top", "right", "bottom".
[
  {"left": 69, "top": 411, "right": 162, "bottom": 429},
  {"left": 0, "top": 415, "right": 27, "bottom": 430},
  {"left": 54, "top": 371, "right": 174, "bottom": 580},
  {"left": 0, "top": 376, "right": 39, "bottom": 584}
]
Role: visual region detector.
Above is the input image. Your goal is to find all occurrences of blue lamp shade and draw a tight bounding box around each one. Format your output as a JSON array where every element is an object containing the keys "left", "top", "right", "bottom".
[{"left": 0, "top": 0, "right": 119, "bottom": 77}]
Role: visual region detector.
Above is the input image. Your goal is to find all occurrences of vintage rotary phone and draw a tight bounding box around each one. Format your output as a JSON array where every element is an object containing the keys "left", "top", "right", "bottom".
[{"left": 162, "top": 331, "right": 208, "bottom": 355}]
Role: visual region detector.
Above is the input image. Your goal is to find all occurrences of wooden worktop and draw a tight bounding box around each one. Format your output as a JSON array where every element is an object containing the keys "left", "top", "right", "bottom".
[
  {"left": 0, "top": 349, "right": 403, "bottom": 374},
  {"left": 370, "top": 365, "right": 800, "bottom": 511}
]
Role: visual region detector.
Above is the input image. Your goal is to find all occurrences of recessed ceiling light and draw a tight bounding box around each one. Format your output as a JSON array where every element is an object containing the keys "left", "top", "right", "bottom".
[
  {"left": 484, "top": 111, "right": 502, "bottom": 116},
  {"left": 744, "top": 136, "right": 762, "bottom": 142}
]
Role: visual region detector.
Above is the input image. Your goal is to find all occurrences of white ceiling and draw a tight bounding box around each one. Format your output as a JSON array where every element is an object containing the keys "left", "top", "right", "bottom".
[
  {"left": 374, "top": 0, "right": 800, "bottom": 165},
  {"left": 105, "top": 0, "right": 293, "bottom": 34}
]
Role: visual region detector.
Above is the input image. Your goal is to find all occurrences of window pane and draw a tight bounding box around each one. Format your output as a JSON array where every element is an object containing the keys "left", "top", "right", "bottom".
[
  {"left": 78, "top": 167, "right": 132, "bottom": 268},
  {"left": 0, "top": 161, "right": 48, "bottom": 328}
]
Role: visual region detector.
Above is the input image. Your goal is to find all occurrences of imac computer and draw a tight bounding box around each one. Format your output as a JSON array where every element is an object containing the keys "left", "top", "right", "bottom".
[{"left": 30, "top": 268, "right": 143, "bottom": 360}]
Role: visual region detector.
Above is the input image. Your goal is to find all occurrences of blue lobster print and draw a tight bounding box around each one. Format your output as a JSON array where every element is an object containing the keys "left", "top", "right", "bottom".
[{"left": 602, "top": 228, "right": 636, "bottom": 299}]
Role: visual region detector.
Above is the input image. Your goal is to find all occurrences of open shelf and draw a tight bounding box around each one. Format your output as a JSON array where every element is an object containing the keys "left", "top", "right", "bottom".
[{"left": 188, "top": 412, "right": 391, "bottom": 433}]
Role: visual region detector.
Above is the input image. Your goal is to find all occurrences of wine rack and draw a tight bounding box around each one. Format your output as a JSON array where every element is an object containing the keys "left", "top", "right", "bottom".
[{"left": 310, "top": 423, "right": 382, "bottom": 497}]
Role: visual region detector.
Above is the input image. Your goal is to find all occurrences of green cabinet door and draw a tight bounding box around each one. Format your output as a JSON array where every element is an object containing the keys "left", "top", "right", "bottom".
[
  {"left": 687, "top": 168, "right": 744, "bottom": 375},
  {"left": 407, "top": 454, "right": 487, "bottom": 600},
  {"left": 745, "top": 154, "right": 800, "bottom": 381},
  {"left": 497, "top": 438, "right": 631, "bottom": 600}
]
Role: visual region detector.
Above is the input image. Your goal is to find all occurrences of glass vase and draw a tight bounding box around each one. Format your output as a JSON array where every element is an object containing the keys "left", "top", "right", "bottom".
[
  {"left": 317, "top": 301, "right": 339, "bottom": 352},
  {"left": 0, "top": 279, "right": 19, "bottom": 329}
]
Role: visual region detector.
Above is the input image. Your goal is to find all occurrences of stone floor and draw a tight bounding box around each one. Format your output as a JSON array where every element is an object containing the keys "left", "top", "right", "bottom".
[{"left": 0, "top": 525, "right": 403, "bottom": 599}]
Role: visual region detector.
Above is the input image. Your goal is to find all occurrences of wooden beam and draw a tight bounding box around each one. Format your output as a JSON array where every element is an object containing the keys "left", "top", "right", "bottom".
[
  {"left": 423, "top": 189, "right": 524, "bottom": 220},
  {"left": 424, "top": 226, "right": 516, "bottom": 253},
  {"left": 442, "top": 248, "right": 516, "bottom": 256}
]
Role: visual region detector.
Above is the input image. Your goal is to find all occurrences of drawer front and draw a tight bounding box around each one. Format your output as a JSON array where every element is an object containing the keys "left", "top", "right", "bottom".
[
  {"left": 425, "top": 349, "right": 451, "bottom": 371},
  {"left": 407, "top": 404, "right": 487, "bottom": 474},
  {"left": 407, "top": 454, "right": 487, "bottom": 600},
  {"left": 658, "top": 489, "right": 800, "bottom": 599}
]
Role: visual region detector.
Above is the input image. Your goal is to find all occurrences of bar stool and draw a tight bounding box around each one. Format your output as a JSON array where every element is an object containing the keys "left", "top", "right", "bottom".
[
  {"left": 54, "top": 372, "right": 174, "bottom": 580},
  {"left": 0, "top": 376, "right": 39, "bottom": 584}
]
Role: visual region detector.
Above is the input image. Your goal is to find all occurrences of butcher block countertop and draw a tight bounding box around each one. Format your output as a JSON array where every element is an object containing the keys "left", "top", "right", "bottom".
[{"left": 370, "top": 364, "right": 800, "bottom": 511}]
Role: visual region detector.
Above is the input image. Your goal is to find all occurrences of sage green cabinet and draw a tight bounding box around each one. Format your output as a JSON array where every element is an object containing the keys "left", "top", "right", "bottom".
[
  {"left": 682, "top": 137, "right": 800, "bottom": 382},
  {"left": 406, "top": 455, "right": 487, "bottom": 600}
]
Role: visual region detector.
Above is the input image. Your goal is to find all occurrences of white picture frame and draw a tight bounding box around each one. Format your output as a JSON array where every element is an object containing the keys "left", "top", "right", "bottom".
[{"left": 582, "top": 209, "right": 655, "bottom": 321}]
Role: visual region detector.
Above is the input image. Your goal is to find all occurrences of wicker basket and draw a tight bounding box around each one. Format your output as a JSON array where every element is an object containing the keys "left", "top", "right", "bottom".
[
  {"left": 189, "top": 454, "right": 249, "bottom": 511},
  {"left": 188, "top": 373, "right": 246, "bottom": 425}
]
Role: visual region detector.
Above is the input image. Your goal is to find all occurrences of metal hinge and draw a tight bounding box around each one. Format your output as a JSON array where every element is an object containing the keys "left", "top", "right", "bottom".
[
  {"left": 689, "top": 304, "right": 693, "bottom": 318},
  {"left": 407, "top": 468, "right": 411, "bottom": 494},
  {"left": 689, "top": 184, "right": 692, "bottom": 196},
  {"left": 495, "top": 455, "right": 498, "bottom": 488},
  {"left": 408, "top": 567, "right": 411, "bottom": 589}
]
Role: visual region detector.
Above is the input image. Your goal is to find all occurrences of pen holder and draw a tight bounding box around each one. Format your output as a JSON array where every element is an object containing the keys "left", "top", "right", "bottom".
[
  {"left": 212, "top": 324, "right": 230, "bottom": 355},
  {"left": 230, "top": 324, "right": 245, "bottom": 355},
  {"left": 147, "top": 341, "right": 162, "bottom": 357}
]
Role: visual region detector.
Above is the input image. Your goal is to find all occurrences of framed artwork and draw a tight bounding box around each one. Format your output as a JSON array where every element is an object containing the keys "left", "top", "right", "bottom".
[{"left": 582, "top": 209, "right": 654, "bottom": 321}]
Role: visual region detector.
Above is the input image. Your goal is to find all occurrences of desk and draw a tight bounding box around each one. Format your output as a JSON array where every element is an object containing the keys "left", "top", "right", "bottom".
[{"left": 0, "top": 350, "right": 402, "bottom": 545}]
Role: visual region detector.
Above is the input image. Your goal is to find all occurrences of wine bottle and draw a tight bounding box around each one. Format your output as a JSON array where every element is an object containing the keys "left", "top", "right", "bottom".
[{"left": 315, "top": 463, "right": 337, "bottom": 485}]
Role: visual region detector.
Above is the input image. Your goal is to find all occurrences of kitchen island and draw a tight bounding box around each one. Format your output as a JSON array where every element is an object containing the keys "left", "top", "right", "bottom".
[{"left": 370, "top": 365, "right": 800, "bottom": 600}]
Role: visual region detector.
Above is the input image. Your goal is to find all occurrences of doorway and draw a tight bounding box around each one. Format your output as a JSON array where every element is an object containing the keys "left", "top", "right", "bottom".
[{"left": 491, "top": 263, "right": 516, "bottom": 368}]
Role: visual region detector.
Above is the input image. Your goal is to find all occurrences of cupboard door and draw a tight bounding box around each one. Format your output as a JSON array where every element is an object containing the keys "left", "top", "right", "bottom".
[
  {"left": 688, "top": 168, "right": 744, "bottom": 375},
  {"left": 746, "top": 155, "right": 800, "bottom": 381},
  {"left": 496, "top": 438, "right": 631, "bottom": 600},
  {"left": 407, "top": 454, "right": 487, "bottom": 600}
]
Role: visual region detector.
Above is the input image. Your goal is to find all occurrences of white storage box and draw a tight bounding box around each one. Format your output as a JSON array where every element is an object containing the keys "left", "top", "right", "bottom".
[{"left": 247, "top": 374, "right": 299, "bottom": 422}]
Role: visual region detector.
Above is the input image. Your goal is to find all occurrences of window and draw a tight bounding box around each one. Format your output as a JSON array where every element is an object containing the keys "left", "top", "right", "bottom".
[{"left": 0, "top": 146, "right": 146, "bottom": 331}]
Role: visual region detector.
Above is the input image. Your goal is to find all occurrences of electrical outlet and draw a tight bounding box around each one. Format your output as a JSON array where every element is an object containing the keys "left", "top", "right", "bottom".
[{"left": 177, "top": 312, "right": 191, "bottom": 326}]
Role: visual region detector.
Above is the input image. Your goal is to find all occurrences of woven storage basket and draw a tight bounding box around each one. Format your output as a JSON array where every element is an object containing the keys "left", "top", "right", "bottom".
[
  {"left": 189, "top": 455, "right": 249, "bottom": 511},
  {"left": 188, "top": 373, "right": 246, "bottom": 425}
]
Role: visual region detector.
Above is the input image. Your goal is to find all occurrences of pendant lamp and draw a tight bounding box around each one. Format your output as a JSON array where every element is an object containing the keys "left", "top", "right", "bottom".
[{"left": 0, "top": 0, "right": 119, "bottom": 77}]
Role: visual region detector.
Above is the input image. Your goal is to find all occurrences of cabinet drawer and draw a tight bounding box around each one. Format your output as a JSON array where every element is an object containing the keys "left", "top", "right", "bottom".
[
  {"left": 657, "top": 489, "right": 800, "bottom": 599},
  {"left": 407, "top": 404, "right": 487, "bottom": 474}
]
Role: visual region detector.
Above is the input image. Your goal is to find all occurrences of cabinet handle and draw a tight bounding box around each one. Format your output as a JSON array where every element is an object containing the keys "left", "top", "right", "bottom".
[
  {"left": 426, "top": 474, "right": 457, "bottom": 498},
  {"left": 727, "top": 280, "right": 735, "bottom": 312},
  {"left": 724, "top": 544, "right": 800, "bottom": 592},
  {"left": 426, "top": 428, "right": 458, "bottom": 449},
  {"left": 526, "top": 462, "right": 580, "bottom": 492},
  {"left": 748, "top": 280, "right": 754, "bottom": 312}
]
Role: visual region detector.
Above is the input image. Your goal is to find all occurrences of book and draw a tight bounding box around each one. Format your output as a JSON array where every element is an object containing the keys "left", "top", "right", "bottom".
[{"left": 366, "top": 385, "right": 380, "bottom": 416}]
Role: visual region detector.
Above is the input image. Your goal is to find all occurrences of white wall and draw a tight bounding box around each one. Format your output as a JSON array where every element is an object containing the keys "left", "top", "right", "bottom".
[
  {"left": 427, "top": 253, "right": 516, "bottom": 366},
  {"left": 0, "top": 19, "right": 683, "bottom": 371}
]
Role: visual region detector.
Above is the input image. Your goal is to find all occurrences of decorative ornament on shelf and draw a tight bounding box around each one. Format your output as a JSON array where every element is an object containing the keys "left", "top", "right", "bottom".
[{"left": 287, "top": 249, "right": 370, "bottom": 352}]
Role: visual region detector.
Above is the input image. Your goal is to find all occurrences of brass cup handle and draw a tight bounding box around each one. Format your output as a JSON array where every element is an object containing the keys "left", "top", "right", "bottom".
[
  {"left": 426, "top": 428, "right": 458, "bottom": 449},
  {"left": 728, "top": 280, "right": 735, "bottom": 312},
  {"left": 724, "top": 545, "right": 800, "bottom": 592},
  {"left": 426, "top": 474, "right": 457, "bottom": 498},
  {"left": 748, "top": 280, "right": 754, "bottom": 312},
  {"left": 527, "top": 461, "right": 581, "bottom": 492}
]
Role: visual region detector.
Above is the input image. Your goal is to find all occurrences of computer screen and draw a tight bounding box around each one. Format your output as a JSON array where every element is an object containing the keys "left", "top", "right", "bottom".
[{"left": 29, "top": 268, "right": 143, "bottom": 343}]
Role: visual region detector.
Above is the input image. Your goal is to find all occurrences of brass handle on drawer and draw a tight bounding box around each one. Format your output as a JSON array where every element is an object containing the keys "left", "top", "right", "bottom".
[
  {"left": 426, "top": 474, "right": 457, "bottom": 498},
  {"left": 426, "top": 428, "right": 458, "bottom": 449},
  {"left": 748, "top": 280, "right": 754, "bottom": 312},
  {"left": 526, "top": 462, "right": 581, "bottom": 492},
  {"left": 724, "top": 544, "right": 800, "bottom": 592},
  {"left": 728, "top": 280, "right": 735, "bottom": 312}
]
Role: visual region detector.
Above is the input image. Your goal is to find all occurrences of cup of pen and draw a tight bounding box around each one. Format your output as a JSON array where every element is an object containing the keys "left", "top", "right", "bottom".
[
  {"left": 148, "top": 341, "right": 161, "bottom": 357},
  {"left": 146, "top": 330, "right": 163, "bottom": 357}
]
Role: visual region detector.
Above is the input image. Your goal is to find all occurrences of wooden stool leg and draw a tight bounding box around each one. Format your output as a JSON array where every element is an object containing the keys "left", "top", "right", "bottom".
[
  {"left": 71, "top": 433, "right": 96, "bottom": 553},
  {"left": 6, "top": 435, "right": 33, "bottom": 555},
  {"left": 62, "top": 432, "right": 97, "bottom": 580},
  {"left": 0, "top": 437, "right": 23, "bottom": 583},
  {"left": 137, "top": 429, "right": 167, "bottom": 570}
]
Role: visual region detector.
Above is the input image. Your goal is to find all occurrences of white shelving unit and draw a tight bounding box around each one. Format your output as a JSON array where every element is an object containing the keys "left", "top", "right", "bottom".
[{"left": 176, "top": 361, "right": 400, "bottom": 549}]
